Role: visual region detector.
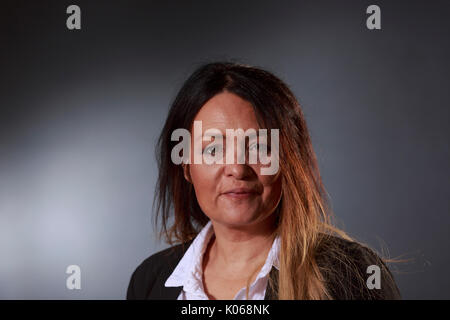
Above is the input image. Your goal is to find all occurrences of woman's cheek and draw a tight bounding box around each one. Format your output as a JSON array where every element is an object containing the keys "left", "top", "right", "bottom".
[
  {"left": 190, "top": 164, "right": 219, "bottom": 195},
  {"left": 257, "top": 172, "right": 280, "bottom": 186},
  {"left": 260, "top": 174, "right": 282, "bottom": 202}
]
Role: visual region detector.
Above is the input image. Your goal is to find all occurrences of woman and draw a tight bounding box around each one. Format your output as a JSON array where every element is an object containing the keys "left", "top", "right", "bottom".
[{"left": 127, "top": 62, "right": 401, "bottom": 300}]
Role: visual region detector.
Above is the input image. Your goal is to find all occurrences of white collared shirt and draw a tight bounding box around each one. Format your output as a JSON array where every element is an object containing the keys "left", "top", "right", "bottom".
[{"left": 164, "top": 220, "right": 280, "bottom": 300}]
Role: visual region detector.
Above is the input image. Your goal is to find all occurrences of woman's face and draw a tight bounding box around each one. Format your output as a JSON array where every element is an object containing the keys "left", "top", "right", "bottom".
[{"left": 184, "top": 91, "right": 282, "bottom": 228}]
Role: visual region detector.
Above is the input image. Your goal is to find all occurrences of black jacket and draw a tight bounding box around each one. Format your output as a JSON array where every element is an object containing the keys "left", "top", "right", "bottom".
[{"left": 126, "top": 235, "right": 401, "bottom": 300}]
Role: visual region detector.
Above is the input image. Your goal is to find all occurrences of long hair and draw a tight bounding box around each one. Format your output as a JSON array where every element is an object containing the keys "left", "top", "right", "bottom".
[{"left": 154, "top": 62, "right": 360, "bottom": 299}]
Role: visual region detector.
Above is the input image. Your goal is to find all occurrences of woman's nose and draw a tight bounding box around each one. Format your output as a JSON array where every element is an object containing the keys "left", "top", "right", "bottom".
[
  {"left": 223, "top": 163, "right": 252, "bottom": 179},
  {"left": 221, "top": 142, "right": 255, "bottom": 179}
]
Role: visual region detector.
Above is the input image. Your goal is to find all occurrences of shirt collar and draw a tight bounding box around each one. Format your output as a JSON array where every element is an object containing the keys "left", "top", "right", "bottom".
[
  {"left": 164, "top": 220, "right": 280, "bottom": 292},
  {"left": 164, "top": 220, "right": 214, "bottom": 291}
]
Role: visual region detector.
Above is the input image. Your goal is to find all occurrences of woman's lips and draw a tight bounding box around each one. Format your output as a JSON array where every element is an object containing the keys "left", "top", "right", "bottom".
[{"left": 222, "top": 192, "right": 256, "bottom": 199}]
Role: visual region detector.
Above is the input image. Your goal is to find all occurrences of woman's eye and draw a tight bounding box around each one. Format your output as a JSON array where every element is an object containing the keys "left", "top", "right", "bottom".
[{"left": 204, "top": 145, "right": 221, "bottom": 156}]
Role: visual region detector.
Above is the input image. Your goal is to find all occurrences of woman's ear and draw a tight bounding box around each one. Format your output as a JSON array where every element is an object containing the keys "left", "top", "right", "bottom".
[{"left": 182, "top": 164, "right": 192, "bottom": 183}]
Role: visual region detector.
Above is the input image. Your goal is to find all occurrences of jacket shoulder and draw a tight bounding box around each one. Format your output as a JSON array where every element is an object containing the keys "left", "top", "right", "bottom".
[
  {"left": 316, "top": 234, "right": 401, "bottom": 300},
  {"left": 126, "top": 241, "right": 192, "bottom": 300}
]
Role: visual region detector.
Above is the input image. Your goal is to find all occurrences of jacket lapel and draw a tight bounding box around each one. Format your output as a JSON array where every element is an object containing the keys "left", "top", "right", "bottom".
[{"left": 154, "top": 285, "right": 183, "bottom": 300}]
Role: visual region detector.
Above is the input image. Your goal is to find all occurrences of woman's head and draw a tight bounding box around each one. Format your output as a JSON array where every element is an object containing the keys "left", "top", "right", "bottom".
[
  {"left": 183, "top": 91, "right": 282, "bottom": 230},
  {"left": 155, "top": 62, "right": 336, "bottom": 299}
]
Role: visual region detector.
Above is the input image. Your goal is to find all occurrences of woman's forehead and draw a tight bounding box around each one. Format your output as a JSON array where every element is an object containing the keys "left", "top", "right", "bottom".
[{"left": 193, "top": 92, "right": 259, "bottom": 130}]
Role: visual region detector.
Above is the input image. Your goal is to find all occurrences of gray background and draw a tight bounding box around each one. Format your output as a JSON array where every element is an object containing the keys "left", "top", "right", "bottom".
[{"left": 0, "top": 0, "right": 449, "bottom": 299}]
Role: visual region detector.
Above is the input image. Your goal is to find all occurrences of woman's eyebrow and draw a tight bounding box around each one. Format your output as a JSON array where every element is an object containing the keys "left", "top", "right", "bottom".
[
  {"left": 194, "top": 130, "right": 225, "bottom": 142},
  {"left": 194, "top": 128, "right": 267, "bottom": 143}
]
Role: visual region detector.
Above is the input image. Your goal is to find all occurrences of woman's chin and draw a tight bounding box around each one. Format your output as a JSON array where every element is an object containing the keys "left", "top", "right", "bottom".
[{"left": 214, "top": 211, "right": 260, "bottom": 227}]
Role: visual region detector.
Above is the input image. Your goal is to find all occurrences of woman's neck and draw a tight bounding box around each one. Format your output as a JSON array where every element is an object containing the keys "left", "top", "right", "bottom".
[{"left": 207, "top": 215, "right": 277, "bottom": 269}]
